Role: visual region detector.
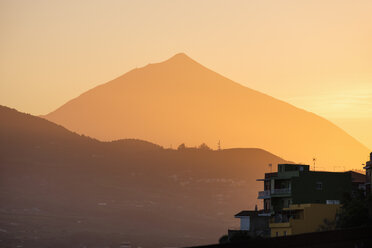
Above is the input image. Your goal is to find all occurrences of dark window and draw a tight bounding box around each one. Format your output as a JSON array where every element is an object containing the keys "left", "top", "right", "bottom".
[
  {"left": 265, "top": 180, "right": 270, "bottom": 190},
  {"left": 276, "top": 232, "right": 279, "bottom": 237},
  {"left": 316, "top": 182, "right": 323, "bottom": 190},
  {"left": 284, "top": 231, "right": 287, "bottom": 236},
  {"left": 265, "top": 200, "right": 270, "bottom": 211}
]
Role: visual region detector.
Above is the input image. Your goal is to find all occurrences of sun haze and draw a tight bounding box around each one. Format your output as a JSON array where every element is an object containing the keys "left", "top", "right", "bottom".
[{"left": 1, "top": 0, "right": 372, "bottom": 149}]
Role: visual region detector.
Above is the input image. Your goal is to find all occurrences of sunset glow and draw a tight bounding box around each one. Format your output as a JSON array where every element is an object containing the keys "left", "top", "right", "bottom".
[
  {"left": 1, "top": 1, "right": 372, "bottom": 247},
  {"left": 1, "top": 0, "right": 371, "bottom": 149}
]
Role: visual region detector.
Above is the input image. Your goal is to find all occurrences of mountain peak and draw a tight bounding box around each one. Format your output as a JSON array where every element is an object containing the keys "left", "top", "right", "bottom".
[
  {"left": 166, "top": 52, "right": 196, "bottom": 64},
  {"left": 171, "top": 52, "right": 189, "bottom": 59}
]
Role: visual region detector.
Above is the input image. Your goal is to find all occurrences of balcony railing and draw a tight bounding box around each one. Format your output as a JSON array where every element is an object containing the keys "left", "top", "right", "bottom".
[
  {"left": 270, "top": 213, "right": 302, "bottom": 223},
  {"left": 258, "top": 190, "right": 271, "bottom": 199},
  {"left": 271, "top": 188, "right": 291, "bottom": 195}
]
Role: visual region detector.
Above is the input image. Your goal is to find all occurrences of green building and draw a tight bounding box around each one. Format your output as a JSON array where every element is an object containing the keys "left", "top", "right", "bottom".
[
  {"left": 258, "top": 164, "right": 361, "bottom": 212},
  {"left": 233, "top": 163, "right": 366, "bottom": 238}
]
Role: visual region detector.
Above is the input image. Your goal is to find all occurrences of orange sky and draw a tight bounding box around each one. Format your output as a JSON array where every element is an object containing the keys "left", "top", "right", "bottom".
[{"left": 0, "top": 0, "right": 371, "bottom": 149}]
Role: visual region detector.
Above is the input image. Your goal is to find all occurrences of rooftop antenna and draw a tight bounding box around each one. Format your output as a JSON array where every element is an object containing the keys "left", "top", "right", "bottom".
[{"left": 313, "top": 157, "right": 317, "bottom": 171}]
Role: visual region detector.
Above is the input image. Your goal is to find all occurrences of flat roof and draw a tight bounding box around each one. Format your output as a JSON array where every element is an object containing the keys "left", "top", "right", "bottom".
[{"left": 235, "top": 210, "right": 265, "bottom": 217}]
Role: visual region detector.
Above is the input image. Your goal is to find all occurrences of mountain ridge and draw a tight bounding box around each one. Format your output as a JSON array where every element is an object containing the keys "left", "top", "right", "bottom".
[{"left": 0, "top": 105, "right": 288, "bottom": 247}]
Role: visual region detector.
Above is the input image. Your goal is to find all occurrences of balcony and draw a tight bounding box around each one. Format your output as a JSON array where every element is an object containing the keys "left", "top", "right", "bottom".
[
  {"left": 271, "top": 188, "right": 291, "bottom": 196},
  {"left": 258, "top": 190, "right": 271, "bottom": 199},
  {"left": 269, "top": 212, "right": 302, "bottom": 228}
]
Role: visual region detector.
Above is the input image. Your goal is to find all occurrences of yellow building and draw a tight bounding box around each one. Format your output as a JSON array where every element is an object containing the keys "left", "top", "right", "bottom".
[{"left": 269, "top": 203, "right": 340, "bottom": 237}]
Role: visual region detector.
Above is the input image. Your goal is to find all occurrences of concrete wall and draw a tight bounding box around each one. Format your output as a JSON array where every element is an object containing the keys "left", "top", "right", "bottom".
[
  {"left": 290, "top": 204, "right": 340, "bottom": 235},
  {"left": 240, "top": 216, "right": 250, "bottom": 231},
  {"left": 291, "top": 172, "right": 351, "bottom": 204},
  {"left": 270, "top": 204, "right": 340, "bottom": 237}
]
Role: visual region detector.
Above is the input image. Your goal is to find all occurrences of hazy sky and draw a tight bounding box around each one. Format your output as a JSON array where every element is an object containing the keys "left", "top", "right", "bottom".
[{"left": 1, "top": 0, "right": 371, "bottom": 150}]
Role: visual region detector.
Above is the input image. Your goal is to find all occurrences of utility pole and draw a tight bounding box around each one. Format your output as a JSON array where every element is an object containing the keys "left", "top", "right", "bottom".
[
  {"left": 217, "top": 140, "right": 221, "bottom": 151},
  {"left": 313, "top": 157, "right": 316, "bottom": 171}
]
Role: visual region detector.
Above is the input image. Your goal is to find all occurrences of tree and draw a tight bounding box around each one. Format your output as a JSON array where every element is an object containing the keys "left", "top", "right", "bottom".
[
  {"left": 218, "top": 235, "right": 229, "bottom": 244},
  {"left": 336, "top": 191, "right": 372, "bottom": 228},
  {"left": 198, "top": 143, "right": 211, "bottom": 150},
  {"left": 318, "top": 218, "right": 336, "bottom": 231},
  {"left": 177, "top": 143, "right": 186, "bottom": 150}
]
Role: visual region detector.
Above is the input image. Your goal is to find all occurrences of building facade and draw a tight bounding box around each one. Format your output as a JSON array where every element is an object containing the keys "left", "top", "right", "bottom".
[
  {"left": 258, "top": 164, "right": 356, "bottom": 212},
  {"left": 364, "top": 152, "right": 372, "bottom": 195},
  {"left": 270, "top": 203, "right": 340, "bottom": 237},
  {"left": 233, "top": 163, "right": 366, "bottom": 238}
]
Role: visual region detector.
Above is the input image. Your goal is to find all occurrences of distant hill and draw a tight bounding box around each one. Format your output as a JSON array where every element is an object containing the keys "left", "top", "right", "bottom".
[
  {"left": 0, "top": 106, "right": 287, "bottom": 248},
  {"left": 42, "top": 53, "right": 369, "bottom": 170}
]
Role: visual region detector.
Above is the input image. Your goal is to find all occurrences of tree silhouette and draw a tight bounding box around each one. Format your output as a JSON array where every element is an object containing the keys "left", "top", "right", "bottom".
[
  {"left": 177, "top": 143, "right": 186, "bottom": 150},
  {"left": 198, "top": 143, "right": 211, "bottom": 150},
  {"left": 336, "top": 191, "right": 372, "bottom": 228}
]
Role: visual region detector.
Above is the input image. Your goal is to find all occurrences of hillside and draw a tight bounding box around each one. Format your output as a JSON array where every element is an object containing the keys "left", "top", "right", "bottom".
[
  {"left": 0, "top": 106, "right": 287, "bottom": 248},
  {"left": 42, "top": 53, "right": 369, "bottom": 170}
]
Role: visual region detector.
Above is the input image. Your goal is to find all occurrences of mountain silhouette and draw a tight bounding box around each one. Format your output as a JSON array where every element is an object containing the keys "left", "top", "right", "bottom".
[
  {"left": 0, "top": 105, "right": 287, "bottom": 247},
  {"left": 43, "top": 53, "right": 369, "bottom": 169}
]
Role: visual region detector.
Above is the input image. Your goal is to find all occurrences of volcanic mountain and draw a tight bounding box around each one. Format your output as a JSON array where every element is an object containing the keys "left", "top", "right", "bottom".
[
  {"left": 0, "top": 105, "right": 287, "bottom": 247},
  {"left": 43, "top": 53, "right": 369, "bottom": 169}
]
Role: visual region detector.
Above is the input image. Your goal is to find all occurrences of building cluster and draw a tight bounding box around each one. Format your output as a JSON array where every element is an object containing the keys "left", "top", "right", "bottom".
[{"left": 229, "top": 152, "right": 372, "bottom": 239}]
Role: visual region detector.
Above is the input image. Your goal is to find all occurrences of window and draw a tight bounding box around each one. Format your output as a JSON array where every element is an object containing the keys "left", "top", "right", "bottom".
[
  {"left": 265, "top": 180, "right": 270, "bottom": 190},
  {"left": 265, "top": 200, "right": 270, "bottom": 211},
  {"left": 283, "top": 198, "right": 291, "bottom": 208},
  {"left": 283, "top": 231, "right": 287, "bottom": 236},
  {"left": 276, "top": 232, "right": 279, "bottom": 237},
  {"left": 316, "top": 182, "right": 323, "bottom": 190}
]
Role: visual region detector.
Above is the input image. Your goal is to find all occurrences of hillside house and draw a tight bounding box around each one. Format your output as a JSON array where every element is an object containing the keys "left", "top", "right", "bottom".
[{"left": 231, "top": 162, "right": 366, "bottom": 239}]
